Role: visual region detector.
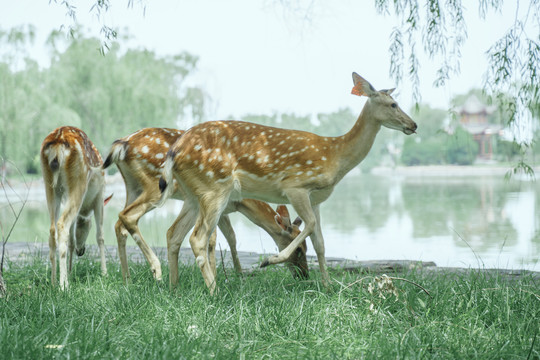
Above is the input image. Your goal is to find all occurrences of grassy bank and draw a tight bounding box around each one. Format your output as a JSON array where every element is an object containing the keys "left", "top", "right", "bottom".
[{"left": 1, "top": 258, "right": 539, "bottom": 359}]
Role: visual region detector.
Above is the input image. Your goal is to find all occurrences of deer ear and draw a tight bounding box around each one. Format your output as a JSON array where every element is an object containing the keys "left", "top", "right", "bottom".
[
  {"left": 274, "top": 214, "right": 286, "bottom": 230},
  {"left": 104, "top": 193, "right": 113, "bottom": 205},
  {"left": 351, "top": 72, "right": 377, "bottom": 97},
  {"left": 276, "top": 205, "right": 290, "bottom": 219},
  {"left": 380, "top": 88, "right": 395, "bottom": 95}
]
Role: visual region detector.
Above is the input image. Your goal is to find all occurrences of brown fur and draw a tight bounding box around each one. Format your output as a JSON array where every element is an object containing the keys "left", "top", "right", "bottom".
[
  {"left": 40, "top": 126, "right": 107, "bottom": 289},
  {"left": 104, "top": 128, "right": 308, "bottom": 285},
  {"left": 161, "top": 73, "right": 417, "bottom": 293}
]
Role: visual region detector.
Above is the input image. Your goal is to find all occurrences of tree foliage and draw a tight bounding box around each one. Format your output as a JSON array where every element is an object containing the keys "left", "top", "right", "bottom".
[
  {"left": 0, "top": 26, "right": 204, "bottom": 175},
  {"left": 375, "top": 1, "right": 540, "bottom": 142}
]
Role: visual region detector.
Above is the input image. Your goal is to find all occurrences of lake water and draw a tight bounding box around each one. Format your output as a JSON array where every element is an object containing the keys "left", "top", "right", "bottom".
[{"left": 2, "top": 169, "right": 539, "bottom": 271}]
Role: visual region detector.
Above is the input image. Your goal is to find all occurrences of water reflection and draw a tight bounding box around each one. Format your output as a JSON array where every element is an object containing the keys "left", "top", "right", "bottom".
[{"left": 2, "top": 172, "right": 538, "bottom": 270}]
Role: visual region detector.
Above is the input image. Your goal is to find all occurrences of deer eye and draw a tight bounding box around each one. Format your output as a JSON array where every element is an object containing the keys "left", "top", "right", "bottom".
[{"left": 391, "top": 103, "right": 397, "bottom": 109}]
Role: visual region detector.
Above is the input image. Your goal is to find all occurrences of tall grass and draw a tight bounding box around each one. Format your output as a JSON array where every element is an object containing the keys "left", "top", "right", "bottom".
[{"left": 0, "top": 257, "right": 538, "bottom": 359}]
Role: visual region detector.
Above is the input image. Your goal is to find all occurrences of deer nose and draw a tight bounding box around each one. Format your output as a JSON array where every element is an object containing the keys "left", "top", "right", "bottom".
[{"left": 76, "top": 246, "right": 86, "bottom": 257}]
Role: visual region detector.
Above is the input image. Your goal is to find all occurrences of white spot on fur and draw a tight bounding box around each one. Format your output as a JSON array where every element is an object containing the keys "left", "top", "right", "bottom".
[
  {"left": 306, "top": 160, "right": 313, "bottom": 165},
  {"left": 198, "top": 164, "right": 204, "bottom": 171},
  {"left": 156, "top": 138, "right": 161, "bottom": 144},
  {"left": 142, "top": 145, "right": 149, "bottom": 154},
  {"left": 322, "top": 156, "right": 327, "bottom": 161},
  {"left": 194, "top": 144, "right": 202, "bottom": 151},
  {"left": 206, "top": 171, "right": 214, "bottom": 178},
  {"left": 155, "top": 153, "right": 164, "bottom": 159}
]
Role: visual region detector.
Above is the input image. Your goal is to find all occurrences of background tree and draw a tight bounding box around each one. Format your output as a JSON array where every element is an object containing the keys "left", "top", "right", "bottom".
[
  {"left": 401, "top": 104, "right": 448, "bottom": 165},
  {"left": 0, "top": 26, "right": 205, "bottom": 174},
  {"left": 375, "top": 0, "right": 539, "bottom": 171}
]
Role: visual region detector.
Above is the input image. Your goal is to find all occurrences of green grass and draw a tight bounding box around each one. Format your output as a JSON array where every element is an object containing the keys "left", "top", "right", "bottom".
[{"left": 1, "top": 257, "right": 539, "bottom": 359}]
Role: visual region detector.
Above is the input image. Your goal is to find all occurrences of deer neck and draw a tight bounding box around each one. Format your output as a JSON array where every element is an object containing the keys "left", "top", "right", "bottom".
[{"left": 334, "top": 103, "right": 381, "bottom": 180}]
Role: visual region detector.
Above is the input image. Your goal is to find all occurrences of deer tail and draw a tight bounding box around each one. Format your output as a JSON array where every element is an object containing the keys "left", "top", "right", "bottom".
[
  {"left": 156, "top": 149, "right": 176, "bottom": 207},
  {"left": 42, "top": 142, "right": 70, "bottom": 188},
  {"left": 103, "top": 139, "right": 128, "bottom": 169}
]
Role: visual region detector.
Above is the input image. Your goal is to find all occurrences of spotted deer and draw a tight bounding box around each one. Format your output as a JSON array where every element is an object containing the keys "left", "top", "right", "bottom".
[
  {"left": 40, "top": 126, "right": 109, "bottom": 289},
  {"left": 159, "top": 73, "right": 417, "bottom": 293},
  {"left": 103, "top": 128, "right": 308, "bottom": 286}
]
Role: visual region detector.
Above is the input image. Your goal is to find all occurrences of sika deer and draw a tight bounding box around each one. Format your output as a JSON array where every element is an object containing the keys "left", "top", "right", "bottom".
[
  {"left": 103, "top": 128, "right": 308, "bottom": 286},
  {"left": 40, "top": 126, "right": 109, "bottom": 289},
  {"left": 159, "top": 73, "right": 417, "bottom": 293}
]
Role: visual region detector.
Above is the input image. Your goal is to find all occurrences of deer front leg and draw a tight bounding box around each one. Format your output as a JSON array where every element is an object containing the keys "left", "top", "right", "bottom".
[
  {"left": 217, "top": 215, "right": 242, "bottom": 273},
  {"left": 309, "top": 205, "right": 330, "bottom": 287},
  {"left": 261, "top": 189, "right": 314, "bottom": 264},
  {"left": 68, "top": 222, "right": 76, "bottom": 273},
  {"left": 48, "top": 223, "right": 57, "bottom": 285},
  {"left": 44, "top": 179, "right": 59, "bottom": 286},
  {"left": 208, "top": 230, "right": 218, "bottom": 278}
]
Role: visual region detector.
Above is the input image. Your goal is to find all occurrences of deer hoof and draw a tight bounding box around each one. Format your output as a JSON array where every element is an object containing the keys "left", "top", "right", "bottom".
[
  {"left": 260, "top": 258, "right": 270, "bottom": 268},
  {"left": 76, "top": 247, "right": 86, "bottom": 256}
]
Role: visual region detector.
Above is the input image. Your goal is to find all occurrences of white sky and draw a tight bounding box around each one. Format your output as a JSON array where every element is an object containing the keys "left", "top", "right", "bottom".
[{"left": 0, "top": 0, "right": 524, "bottom": 122}]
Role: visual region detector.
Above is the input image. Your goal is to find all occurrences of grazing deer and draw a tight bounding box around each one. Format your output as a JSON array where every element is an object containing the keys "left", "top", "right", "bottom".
[
  {"left": 159, "top": 73, "right": 417, "bottom": 293},
  {"left": 103, "top": 128, "right": 308, "bottom": 286},
  {"left": 40, "top": 126, "right": 109, "bottom": 289}
]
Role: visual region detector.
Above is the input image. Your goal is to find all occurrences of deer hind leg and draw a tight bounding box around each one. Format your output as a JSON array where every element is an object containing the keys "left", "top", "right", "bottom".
[
  {"left": 190, "top": 191, "right": 230, "bottom": 295},
  {"left": 217, "top": 215, "right": 242, "bottom": 273},
  {"left": 55, "top": 171, "right": 88, "bottom": 290},
  {"left": 166, "top": 200, "right": 198, "bottom": 289},
  {"left": 45, "top": 182, "right": 60, "bottom": 285},
  {"left": 56, "top": 195, "right": 84, "bottom": 290},
  {"left": 115, "top": 219, "right": 131, "bottom": 282},
  {"left": 118, "top": 193, "right": 161, "bottom": 280}
]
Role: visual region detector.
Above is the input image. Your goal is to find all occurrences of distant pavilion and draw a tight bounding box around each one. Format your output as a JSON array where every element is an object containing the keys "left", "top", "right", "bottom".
[{"left": 458, "top": 95, "right": 502, "bottom": 161}]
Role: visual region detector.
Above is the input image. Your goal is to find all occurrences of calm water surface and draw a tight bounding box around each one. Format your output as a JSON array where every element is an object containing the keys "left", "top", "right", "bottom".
[{"left": 3, "top": 172, "right": 539, "bottom": 270}]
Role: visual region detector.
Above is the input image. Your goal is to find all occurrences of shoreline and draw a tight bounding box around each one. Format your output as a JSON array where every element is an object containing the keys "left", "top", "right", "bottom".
[
  {"left": 370, "top": 165, "right": 540, "bottom": 177},
  {"left": 5, "top": 242, "right": 539, "bottom": 283},
  {"left": 2, "top": 164, "right": 537, "bottom": 204}
]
